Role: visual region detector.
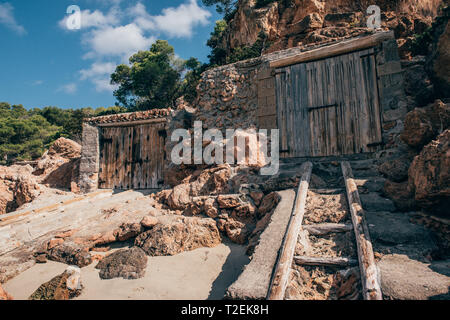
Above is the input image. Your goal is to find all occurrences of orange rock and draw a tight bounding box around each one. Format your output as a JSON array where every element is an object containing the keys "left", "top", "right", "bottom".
[
  {"left": 141, "top": 216, "right": 159, "bottom": 228},
  {"left": 55, "top": 229, "right": 77, "bottom": 239},
  {"left": 48, "top": 238, "right": 65, "bottom": 249},
  {"left": 0, "top": 284, "right": 13, "bottom": 300}
]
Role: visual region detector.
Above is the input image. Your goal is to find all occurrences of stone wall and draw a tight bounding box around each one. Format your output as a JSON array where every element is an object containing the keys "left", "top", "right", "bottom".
[{"left": 78, "top": 123, "right": 100, "bottom": 193}]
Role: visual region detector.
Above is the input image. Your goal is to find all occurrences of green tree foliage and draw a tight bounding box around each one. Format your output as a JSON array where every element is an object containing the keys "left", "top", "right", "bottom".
[
  {"left": 202, "top": 0, "right": 237, "bottom": 21},
  {"left": 111, "top": 40, "right": 184, "bottom": 111},
  {"left": 207, "top": 20, "right": 270, "bottom": 67},
  {"left": 0, "top": 103, "right": 60, "bottom": 162},
  {"left": 0, "top": 102, "right": 125, "bottom": 163},
  {"left": 207, "top": 20, "right": 228, "bottom": 66},
  {"left": 180, "top": 58, "right": 209, "bottom": 104}
]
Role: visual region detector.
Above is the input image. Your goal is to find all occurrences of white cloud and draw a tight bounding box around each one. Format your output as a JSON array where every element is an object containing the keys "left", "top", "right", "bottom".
[
  {"left": 32, "top": 80, "right": 44, "bottom": 86},
  {"left": 80, "top": 62, "right": 117, "bottom": 92},
  {"left": 83, "top": 24, "right": 155, "bottom": 59},
  {"left": 131, "top": 0, "right": 211, "bottom": 38},
  {"left": 58, "top": 0, "right": 213, "bottom": 93},
  {"left": 58, "top": 8, "right": 120, "bottom": 30},
  {"left": 0, "top": 3, "right": 26, "bottom": 35},
  {"left": 151, "top": 0, "right": 211, "bottom": 38},
  {"left": 57, "top": 83, "right": 77, "bottom": 94}
]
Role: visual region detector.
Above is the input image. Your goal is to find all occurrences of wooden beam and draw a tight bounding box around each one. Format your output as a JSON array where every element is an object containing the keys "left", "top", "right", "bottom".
[
  {"left": 270, "top": 31, "right": 394, "bottom": 69},
  {"left": 294, "top": 256, "right": 358, "bottom": 267},
  {"left": 341, "top": 161, "right": 382, "bottom": 300},
  {"left": 267, "top": 161, "right": 313, "bottom": 300},
  {"left": 303, "top": 223, "right": 353, "bottom": 236}
]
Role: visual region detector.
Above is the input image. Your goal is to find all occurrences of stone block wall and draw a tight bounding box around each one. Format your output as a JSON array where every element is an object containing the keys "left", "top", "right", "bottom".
[{"left": 79, "top": 123, "right": 100, "bottom": 193}]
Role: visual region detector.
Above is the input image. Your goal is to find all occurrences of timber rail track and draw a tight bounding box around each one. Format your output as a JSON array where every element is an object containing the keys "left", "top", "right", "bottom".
[{"left": 268, "top": 161, "right": 382, "bottom": 300}]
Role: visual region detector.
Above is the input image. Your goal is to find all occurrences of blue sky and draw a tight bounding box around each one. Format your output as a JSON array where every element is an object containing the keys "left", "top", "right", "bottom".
[{"left": 0, "top": 0, "right": 222, "bottom": 109}]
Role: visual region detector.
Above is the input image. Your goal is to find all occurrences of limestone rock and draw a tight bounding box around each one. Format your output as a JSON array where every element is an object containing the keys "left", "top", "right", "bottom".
[
  {"left": 401, "top": 108, "right": 435, "bottom": 149},
  {"left": 0, "top": 165, "right": 40, "bottom": 214},
  {"left": 47, "top": 241, "right": 92, "bottom": 267},
  {"left": 378, "top": 254, "right": 450, "bottom": 300},
  {"left": 95, "top": 247, "right": 148, "bottom": 280},
  {"left": 135, "top": 217, "right": 221, "bottom": 256},
  {"left": 217, "top": 194, "right": 241, "bottom": 209},
  {"left": 140, "top": 216, "right": 159, "bottom": 228},
  {"left": 401, "top": 100, "right": 450, "bottom": 149},
  {"left": 29, "top": 267, "right": 83, "bottom": 300},
  {"left": 408, "top": 129, "right": 450, "bottom": 215},
  {"left": 432, "top": 20, "right": 450, "bottom": 98},
  {"left": 258, "top": 192, "right": 281, "bottom": 217},
  {"left": 47, "top": 137, "right": 81, "bottom": 159},
  {"left": 114, "top": 223, "right": 144, "bottom": 242},
  {"left": 383, "top": 180, "right": 416, "bottom": 211},
  {"left": 378, "top": 157, "right": 411, "bottom": 182}
]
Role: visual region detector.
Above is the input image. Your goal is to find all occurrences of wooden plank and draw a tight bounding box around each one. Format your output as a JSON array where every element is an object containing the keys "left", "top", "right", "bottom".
[
  {"left": 294, "top": 256, "right": 358, "bottom": 267},
  {"left": 270, "top": 31, "right": 394, "bottom": 68},
  {"left": 303, "top": 223, "right": 353, "bottom": 235},
  {"left": 267, "top": 161, "right": 313, "bottom": 300},
  {"left": 341, "top": 161, "right": 382, "bottom": 300}
]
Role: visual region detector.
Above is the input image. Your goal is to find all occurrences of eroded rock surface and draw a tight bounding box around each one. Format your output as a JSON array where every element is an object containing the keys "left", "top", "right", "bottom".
[
  {"left": 95, "top": 247, "right": 148, "bottom": 280},
  {"left": 135, "top": 217, "right": 221, "bottom": 256},
  {"left": 408, "top": 129, "right": 450, "bottom": 215}
]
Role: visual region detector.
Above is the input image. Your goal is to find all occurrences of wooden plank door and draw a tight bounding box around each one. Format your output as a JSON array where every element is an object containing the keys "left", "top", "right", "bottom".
[
  {"left": 99, "top": 124, "right": 165, "bottom": 189},
  {"left": 276, "top": 48, "right": 382, "bottom": 158}
]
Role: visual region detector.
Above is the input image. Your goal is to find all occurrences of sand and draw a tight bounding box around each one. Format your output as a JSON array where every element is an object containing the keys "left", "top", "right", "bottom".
[{"left": 3, "top": 242, "right": 249, "bottom": 300}]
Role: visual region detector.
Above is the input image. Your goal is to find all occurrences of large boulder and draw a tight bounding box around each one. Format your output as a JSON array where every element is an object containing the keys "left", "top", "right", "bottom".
[
  {"left": 135, "top": 217, "right": 221, "bottom": 256},
  {"left": 408, "top": 129, "right": 450, "bottom": 215},
  {"left": 95, "top": 247, "right": 148, "bottom": 280},
  {"left": 47, "top": 241, "right": 92, "bottom": 267},
  {"left": 0, "top": 165, "right": 40, "bottom": 214},
  {"left": 378, "top": 157, "right": 411, "bottom": 182},
  {"left": 383, "top": 180, "right": 416, "bottom": 211},
  {"left": 47, "top": 138, "right": 81, "bottom": 159},
  {"left": 378, "top": 254, "right": 450, "bottom": 300},
  {"left": 164, "top": 164, "right": 232, "bottom": 211},
  {"left": 29, "top": 266, "right": 83, "bottom": 300},
  {"left": 431, "top": 18, "right": 450, "bottom": 98},
  {"left": 401, "top": 100, "right": 450, "bottom": 149},
  {"left": 34, "top": 138, "right": 81, "bottom": 191}
]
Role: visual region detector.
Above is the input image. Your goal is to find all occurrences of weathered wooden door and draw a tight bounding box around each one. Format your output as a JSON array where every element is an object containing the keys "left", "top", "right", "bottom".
[
  {"left": 276, "top": 48, "right": 382, "bottom": 158},
  {"left": 98, "top": 122, "right": 165, "bottom": 189}
]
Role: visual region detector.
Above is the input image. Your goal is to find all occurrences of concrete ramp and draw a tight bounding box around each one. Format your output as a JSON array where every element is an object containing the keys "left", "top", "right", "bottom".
[{"left": 226, "top": 189, "right": 295, "bottom": 300}]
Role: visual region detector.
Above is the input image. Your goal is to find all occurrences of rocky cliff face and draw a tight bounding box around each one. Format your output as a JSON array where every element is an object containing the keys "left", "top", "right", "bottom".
[{"left": 221, "top": 0, "right": 442, "bottom": 55}]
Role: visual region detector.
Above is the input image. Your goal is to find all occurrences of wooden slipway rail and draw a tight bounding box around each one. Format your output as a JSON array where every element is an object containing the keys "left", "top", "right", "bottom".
[{"left": 267, "top": 161, "right": 382, "bottom": 300}]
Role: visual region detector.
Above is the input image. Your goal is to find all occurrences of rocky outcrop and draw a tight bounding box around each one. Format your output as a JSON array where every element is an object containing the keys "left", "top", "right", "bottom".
[
  {"left": 47, "top": 241, "right": 92, "bottom": 268},
  {"left": 29, "top": 266, "right": 83, "bottom": 300},
  {"left": 135, "top": 217, "right": 221, "bottom": 256},
  {"left": 95, "top": 247, "right": 148, "bottom": 280},
  {"left": 34, "top": 138, "right": 81, "bottom": 191},
  {"left": 430, "top": 11, "right": 450, "bottom": 98},
  {"left": 378, "top": 157, "right": 411, "bottom": 182},
  {"left": 408, "top": 129, "right": 450, "bottom": 215},
  {"left": 161, "top": 164, "right": 233, "bottom": 211},
  {"left": 378, "top": 254, "right": 450, "bottom": 300},
  {"left": 401, "top": 100, "right": 450, "bottom": 149},
  {"left": 220, "top": 0, "right": 439, "bottom": 55},
  {"left": 0, "top": 165, "right": 41, "bottom": 214}
]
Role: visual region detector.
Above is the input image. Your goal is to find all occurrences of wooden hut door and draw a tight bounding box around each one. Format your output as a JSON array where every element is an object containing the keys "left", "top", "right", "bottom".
[
  {"left": 98, "top": 123, "right": 165, "bottom": 189},
  {"left": 276, "top": 48, "right": 382, "bottom": 158}
]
